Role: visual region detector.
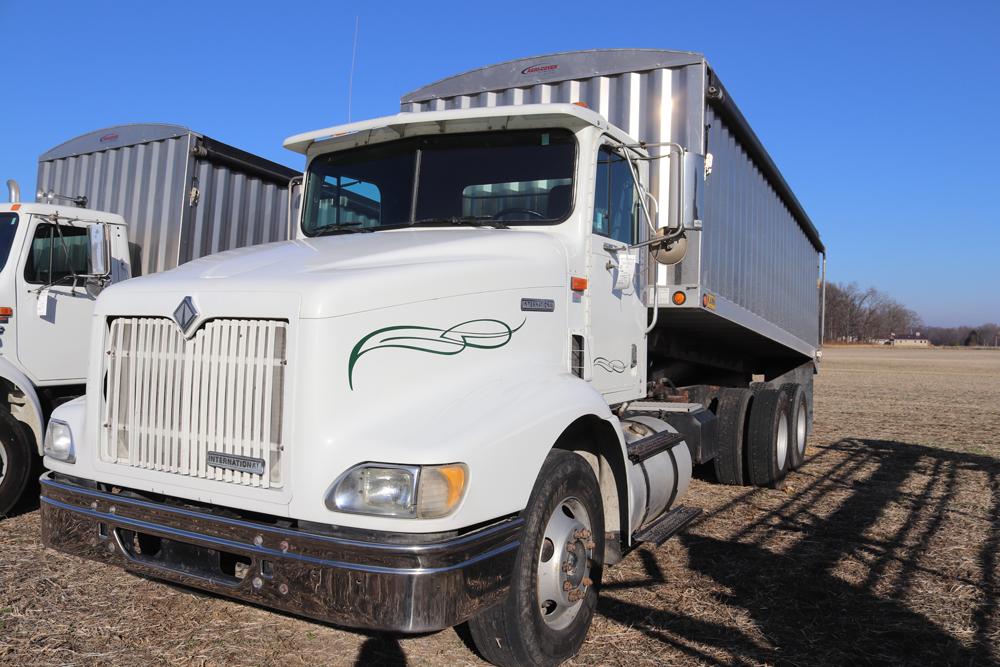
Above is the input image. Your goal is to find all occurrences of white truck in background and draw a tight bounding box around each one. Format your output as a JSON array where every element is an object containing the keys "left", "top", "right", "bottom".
[
  {"left": 40, "top": 50, "right": 825, "bottom": 666},
  {"left": 0, "top": 126, "right": 299, "bottom": 515}
]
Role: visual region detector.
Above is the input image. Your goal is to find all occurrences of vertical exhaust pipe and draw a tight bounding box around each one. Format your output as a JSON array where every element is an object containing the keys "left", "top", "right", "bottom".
[{"left": 6, "top": 179, "right": 19, "bottom": 203}]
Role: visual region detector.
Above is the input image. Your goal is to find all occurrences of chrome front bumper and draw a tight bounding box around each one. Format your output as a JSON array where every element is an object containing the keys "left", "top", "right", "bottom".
[{"left": 40, "top": 474, "right": 521, "bottom": 632}]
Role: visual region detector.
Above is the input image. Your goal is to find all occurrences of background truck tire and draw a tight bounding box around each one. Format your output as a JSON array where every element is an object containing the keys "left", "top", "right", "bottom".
[
  {"left": 780, "top": 383, "right": 808, "bottom": 470},
  {"left": 468, "top": 449, "right": 604, "bottom": 667},
  {"left": 0, "top": 409, "right": 35, "bottom": 517},
  {"left": 746, "top": 388, "right": 791, "bottom": 487},
  {"left": 713, "top": 388, "right": 753, "bottom": 486}
]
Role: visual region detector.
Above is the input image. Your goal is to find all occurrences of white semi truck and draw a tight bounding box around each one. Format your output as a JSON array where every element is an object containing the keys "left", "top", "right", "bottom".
[
  {"left": 40, "top": 50, "right": 825, "bottom": 666},
  {"left": 0, "top": 125, "right": 298, "bottom": 515}
]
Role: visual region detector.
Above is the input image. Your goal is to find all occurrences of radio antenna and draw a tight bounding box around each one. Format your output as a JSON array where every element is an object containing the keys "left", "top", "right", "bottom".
[{"left": 347, "top": 16, "right": 359, "bottom": 122}]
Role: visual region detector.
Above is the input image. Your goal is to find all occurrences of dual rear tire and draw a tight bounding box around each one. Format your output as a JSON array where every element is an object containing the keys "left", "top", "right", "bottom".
[{"left": 715, "top": 383, "right": 809, "bottom": 487}]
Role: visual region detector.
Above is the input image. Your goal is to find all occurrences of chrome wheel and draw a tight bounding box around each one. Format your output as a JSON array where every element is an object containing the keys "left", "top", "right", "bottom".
[
  {"left": 0, "top": 439, "right": 7, "bottom": 487},
  {"left": 536, "top": 496, "right": 594, "bottom": 630},
  {"left": 776, "top": 411, "right": 789, "bottom": 470},
  {"left": 795, "top": 401, "right": 807, "bottom": 456}
]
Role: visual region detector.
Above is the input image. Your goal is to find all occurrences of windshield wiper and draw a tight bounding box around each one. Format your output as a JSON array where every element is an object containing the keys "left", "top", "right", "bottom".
[
  {"left": 313, "top": 224, "right": 374, "bottom": 236},
  {"left": 408, "top": 216, "right": 509, "bottom": 230}
]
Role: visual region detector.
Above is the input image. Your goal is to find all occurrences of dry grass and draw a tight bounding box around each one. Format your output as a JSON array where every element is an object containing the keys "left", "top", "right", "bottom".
[{"left": 2, "top": 347, "right": 999, "bottom": 665}]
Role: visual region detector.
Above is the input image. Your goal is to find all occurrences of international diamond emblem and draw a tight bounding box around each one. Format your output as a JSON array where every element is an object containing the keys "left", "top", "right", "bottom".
[{"left": 172, "top": 296, "right": 199, "bottom": 335}]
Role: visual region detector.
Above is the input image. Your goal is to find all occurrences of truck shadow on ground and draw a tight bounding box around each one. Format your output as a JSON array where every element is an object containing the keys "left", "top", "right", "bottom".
[{"left": 597, "top": 438, "right": 1000, "bottom": 665}]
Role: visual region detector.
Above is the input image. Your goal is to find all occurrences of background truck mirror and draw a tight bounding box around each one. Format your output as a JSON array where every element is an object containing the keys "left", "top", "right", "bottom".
[{"left": 87, "top": 223, "right": 108, "bottom": 277}]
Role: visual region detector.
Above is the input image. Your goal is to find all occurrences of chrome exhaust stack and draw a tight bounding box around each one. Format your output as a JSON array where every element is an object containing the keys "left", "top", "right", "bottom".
[{"left": 6, "top": 179, "right": 19, "bottom": 203}]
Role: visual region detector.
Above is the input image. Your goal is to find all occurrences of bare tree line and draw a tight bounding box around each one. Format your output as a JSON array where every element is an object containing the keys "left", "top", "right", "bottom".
[
  {"left": 823, "top": 282, "right": 922, "bottom": 343},
  {"left": 923, "top": 323, "right": 1000, "bottom": 347},
  {"left": 823, "top": 282, "right": 999, "bottom": 346}
]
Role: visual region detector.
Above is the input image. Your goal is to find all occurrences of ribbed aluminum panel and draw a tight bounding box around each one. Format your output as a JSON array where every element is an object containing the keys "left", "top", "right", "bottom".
[
  {"left": 701, "top": 106, "right": 820, "bottom": 346},
  {"left": 37, "top": 125, "right": 299, "bottom": 277},
  {"left": 101, "top": 317, "right": 287, "bottom": 488},
  {"left": 37, "top": 134, "right": 191, "bottom": 276},
  {"left": 181, "top": 160, "right": 292, "bottom": 265}
]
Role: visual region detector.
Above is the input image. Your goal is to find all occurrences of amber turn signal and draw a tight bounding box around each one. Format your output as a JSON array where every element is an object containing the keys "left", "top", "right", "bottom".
[{"left": 671, "top": 291, "right": 687, "bottom": 305}]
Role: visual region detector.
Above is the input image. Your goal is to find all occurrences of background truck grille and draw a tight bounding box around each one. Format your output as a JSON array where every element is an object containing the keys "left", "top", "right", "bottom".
[{"left": 102, "top": 317, "right": 287, "bottom": 488}]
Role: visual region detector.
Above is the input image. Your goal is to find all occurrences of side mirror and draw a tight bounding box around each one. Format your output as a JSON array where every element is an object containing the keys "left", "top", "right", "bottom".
[{"left": 88, "top": 223, "right": 109, "bottom": 277}]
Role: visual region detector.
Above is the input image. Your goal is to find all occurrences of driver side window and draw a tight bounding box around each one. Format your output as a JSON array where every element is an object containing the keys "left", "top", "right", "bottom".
[
  {"left": 24, "top": 224, "right": 89, "bottom": 285},
  {"left": 593, "top": 146, "right": 636, "bottom": 244}
]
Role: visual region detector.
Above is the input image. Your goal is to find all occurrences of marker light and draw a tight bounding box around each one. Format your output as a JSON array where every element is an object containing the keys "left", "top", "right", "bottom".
[
  {"left": 571, "top": 277, "right": 588, "bottom": 292},
  {"left": 672, "top": 291, "right": 687, "bottom": 305}
]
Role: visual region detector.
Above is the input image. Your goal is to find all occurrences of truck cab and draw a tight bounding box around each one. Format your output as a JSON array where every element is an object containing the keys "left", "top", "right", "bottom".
[{"left": 0, "top": 193, "right": 129, "bottom": 513}]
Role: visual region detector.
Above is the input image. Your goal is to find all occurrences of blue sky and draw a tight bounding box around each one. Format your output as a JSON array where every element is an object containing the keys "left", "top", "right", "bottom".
[{"left": 2, "top": 1, "right": 997, "bottom": 326}]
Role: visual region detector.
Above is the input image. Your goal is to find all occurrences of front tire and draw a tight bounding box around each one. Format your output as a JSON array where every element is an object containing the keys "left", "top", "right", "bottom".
[
  {"left": 468, "top": 449, "right": 604, "bottom": 666},
  {"left": 0, "top": 409, "right": 35, "bottom": 517}
]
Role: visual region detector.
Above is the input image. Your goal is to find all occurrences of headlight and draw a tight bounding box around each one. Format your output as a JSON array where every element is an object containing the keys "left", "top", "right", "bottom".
[
  {"left": 328, "top": 463, "right": 468, "bottom": 519},
  {"left": 44, "top": 420, "right": 75, "bottom": 463}
]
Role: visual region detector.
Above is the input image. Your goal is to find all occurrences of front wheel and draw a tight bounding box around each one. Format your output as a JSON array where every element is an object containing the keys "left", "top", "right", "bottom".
[
  {"left": 468, "top": 449, "right": 605, "bottom": 666},
  {"left": 0, "top": 408, "right": 35, "bottom": 517}
]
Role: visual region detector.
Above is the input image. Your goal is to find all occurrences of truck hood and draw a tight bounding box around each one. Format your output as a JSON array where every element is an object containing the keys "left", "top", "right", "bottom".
[{"left": 99, "top": 228, "right": 569, "bottom": 318}]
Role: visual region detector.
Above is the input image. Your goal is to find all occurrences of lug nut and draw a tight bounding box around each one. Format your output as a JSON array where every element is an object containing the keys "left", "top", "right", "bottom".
[
  {"left": 582, "top": 577, "right": 593, "bottom": 587},
  {"left": 585, "top": 540, "right": 596, "bottom": 550},
  {"left": 563, "top": 580, "right": 574, "bottom": 591},
  {"left": 561, "top": 562, "right": 574, "bottom": 573},
  {"left": 566, "top": 543, "right": 576, "bottom": 553},
  {"left": 574, "top": 529, "right": 592, "bottom": 540}
]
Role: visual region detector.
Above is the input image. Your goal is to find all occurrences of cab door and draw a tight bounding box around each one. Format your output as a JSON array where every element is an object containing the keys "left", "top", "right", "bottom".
[
  {"left": 15, "top": 219, "right": 100, "bottom": 383},
  {"left": 586, "top": 144, "right": 648, "bottom": 402}
]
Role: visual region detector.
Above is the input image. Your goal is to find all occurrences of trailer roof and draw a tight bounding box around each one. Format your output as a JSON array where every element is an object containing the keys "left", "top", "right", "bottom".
[
  {"left": 401, "top": 49, "right": 823, "bottom": 254},
  {"left": 39, "top": 123, "right": 299, "bottom": 186}
]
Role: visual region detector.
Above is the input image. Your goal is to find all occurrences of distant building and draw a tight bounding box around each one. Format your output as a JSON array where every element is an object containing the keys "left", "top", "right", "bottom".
[{"left": 890, "top": 332, "right": 930, "bottom": 347}]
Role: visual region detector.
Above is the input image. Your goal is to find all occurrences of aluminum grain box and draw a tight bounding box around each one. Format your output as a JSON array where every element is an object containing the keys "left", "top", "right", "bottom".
[
  {"left": 37, "top": 124, "right": 301, "bottom": 276},
  {"left": 401, "top": 49, "right": 824, "bottom": 365}
]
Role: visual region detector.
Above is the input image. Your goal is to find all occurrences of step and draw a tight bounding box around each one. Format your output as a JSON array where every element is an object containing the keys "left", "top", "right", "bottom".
[
  {"left": 633, "top": 506, "right": 703, "bottom": 546},
  {"left": 626, "top": 429, "right": 686, "bottom": 463}
]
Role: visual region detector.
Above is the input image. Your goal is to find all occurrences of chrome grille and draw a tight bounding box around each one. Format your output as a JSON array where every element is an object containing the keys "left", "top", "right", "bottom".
[{"left": 102, "top": 317, "right": 287, "bottom": 488}]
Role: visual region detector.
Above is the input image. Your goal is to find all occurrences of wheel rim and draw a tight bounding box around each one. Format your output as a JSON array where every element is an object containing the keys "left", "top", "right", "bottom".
[
  {"left": 0, "top": 439, "right": 7, "bottom": 487},
  {"left": 536, "top": 496, "right": 594, "bottom": 630},
  {"left": 796, "top": 400, "right": 807, "bottom": 456},
  {"left": 776, "top": 411, "right": 789, "bottom": 469}
]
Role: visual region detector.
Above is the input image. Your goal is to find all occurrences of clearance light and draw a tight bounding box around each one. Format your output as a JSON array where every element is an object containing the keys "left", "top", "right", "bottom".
[
  {"left": 0, "top": 307, "right": 12, "bottom": 323},
  {"left": 10, "top": 204, "right": 20, "bottom": 211},
  {"left": 571, "top": 277, "right": 588, "bottom": 292},
  {"left": 672, "top": 291, "right": 687, "bottom": 306},
  {"left": 572, "top": 101, "right": 589, "bottom": 108}
]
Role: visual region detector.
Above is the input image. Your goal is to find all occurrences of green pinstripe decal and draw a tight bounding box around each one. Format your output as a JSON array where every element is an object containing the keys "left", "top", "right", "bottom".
[{"left": 348, "top": 318, "right": 526, "bottom": 390}]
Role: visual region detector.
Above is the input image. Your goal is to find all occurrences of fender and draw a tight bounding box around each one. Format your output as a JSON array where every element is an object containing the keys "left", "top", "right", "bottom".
[
  {"left": 0, "top": 357, "right": 44, "bottom": 454},
  {"left": 310, "top": 363, "right": 634, "bottom": 532}
]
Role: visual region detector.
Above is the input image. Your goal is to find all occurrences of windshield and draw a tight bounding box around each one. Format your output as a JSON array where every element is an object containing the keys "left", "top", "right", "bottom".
[
  {"left": 302, "top": 129, "right": 576, "bottom": 235},
  {"left": 0, "top": 213, "right": 19, "bottom": 272}
]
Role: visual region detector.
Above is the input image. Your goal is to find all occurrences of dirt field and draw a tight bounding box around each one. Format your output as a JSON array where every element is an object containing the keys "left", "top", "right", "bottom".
[{"left": 2, "top": 346, "right": 999, "bottom": 666}]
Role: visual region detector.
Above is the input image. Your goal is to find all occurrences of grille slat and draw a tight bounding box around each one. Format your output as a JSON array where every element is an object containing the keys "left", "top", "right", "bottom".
[{"left": 103, "top": 317, "right": 287, "bottom": 488}]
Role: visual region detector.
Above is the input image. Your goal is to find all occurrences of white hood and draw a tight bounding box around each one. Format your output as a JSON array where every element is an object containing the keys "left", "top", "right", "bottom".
[{"left": 97, "top": 228, "right": 569, "bottom": 319}]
